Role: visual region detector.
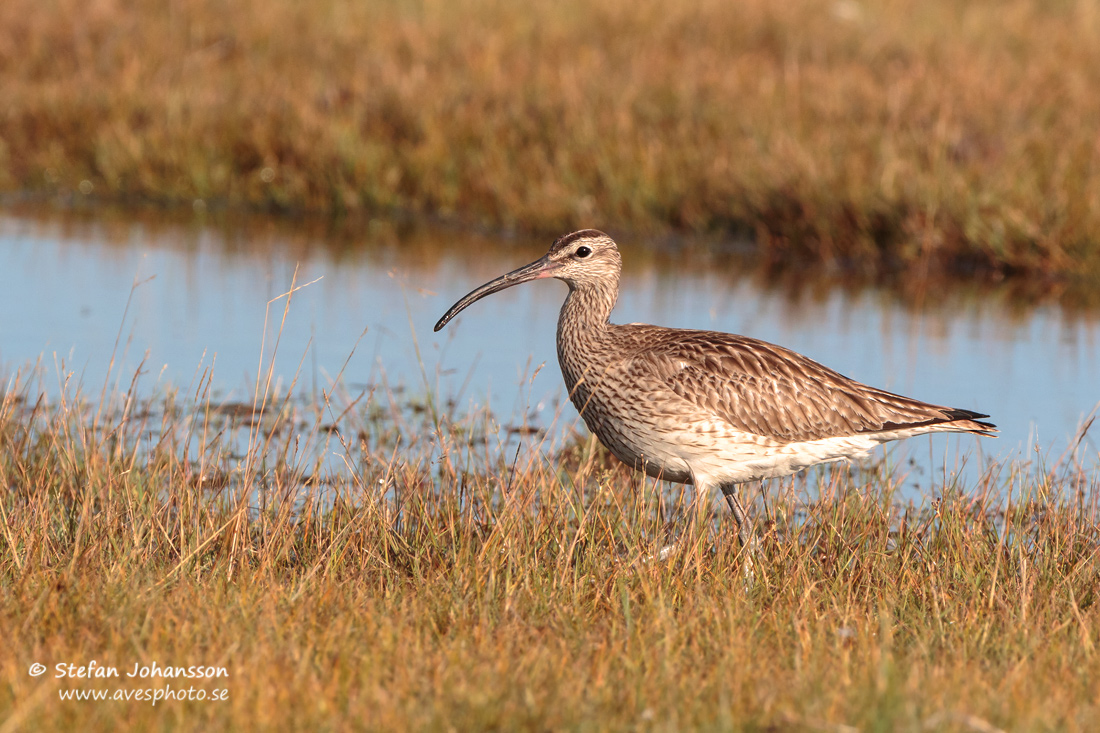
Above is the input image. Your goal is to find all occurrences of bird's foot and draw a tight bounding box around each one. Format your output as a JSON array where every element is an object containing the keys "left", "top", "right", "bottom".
[{"left": 642, "top": 543, "right": 679, "bottom": 563}]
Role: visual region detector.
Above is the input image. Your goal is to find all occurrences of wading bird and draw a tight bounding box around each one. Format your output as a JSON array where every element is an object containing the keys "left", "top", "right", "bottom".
[{"left": 434, "top": 230, "right": 996, "bottom": 552}]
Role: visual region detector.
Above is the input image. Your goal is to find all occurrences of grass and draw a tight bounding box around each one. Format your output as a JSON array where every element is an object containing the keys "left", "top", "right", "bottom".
[
  {"left": 1, "top": 340, "right": 1099, "bottom": 731},
  {"left": 3, "top": 0, "right": 1100, "bottom": 278}
]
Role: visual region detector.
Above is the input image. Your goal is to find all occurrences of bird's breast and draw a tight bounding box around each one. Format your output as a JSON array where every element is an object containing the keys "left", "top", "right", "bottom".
[{"left": 556, "top": 350, "right": 694, "bottom": 484}]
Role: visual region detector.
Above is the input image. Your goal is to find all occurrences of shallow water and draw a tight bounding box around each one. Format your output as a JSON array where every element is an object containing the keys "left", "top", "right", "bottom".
[{"left": 1, "top": 210, "right": 1097, "bottom": 491}]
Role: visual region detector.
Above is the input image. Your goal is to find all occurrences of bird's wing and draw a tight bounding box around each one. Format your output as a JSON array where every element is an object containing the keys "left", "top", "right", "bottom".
[{"left": 617, "top": 328, "right": 985, "bottom": 443}]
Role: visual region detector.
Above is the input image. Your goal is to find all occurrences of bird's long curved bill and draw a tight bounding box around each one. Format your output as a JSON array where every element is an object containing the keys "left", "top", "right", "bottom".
[{"left": 434, "top": 256, "right": 560, "bottom": 332}]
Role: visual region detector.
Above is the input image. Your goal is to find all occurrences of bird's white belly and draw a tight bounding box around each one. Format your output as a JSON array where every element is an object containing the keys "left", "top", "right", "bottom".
[
  {"left": 686, "top": 431, "right": 881, "bottom": 486},
  {"left": 588, "top": 409, "right": 884, "bottom": 489}
]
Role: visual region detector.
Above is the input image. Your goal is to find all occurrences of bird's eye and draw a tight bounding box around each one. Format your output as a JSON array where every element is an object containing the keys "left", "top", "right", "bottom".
[{"left": 574, "top": 245, "right": 592, "bottom": 258}]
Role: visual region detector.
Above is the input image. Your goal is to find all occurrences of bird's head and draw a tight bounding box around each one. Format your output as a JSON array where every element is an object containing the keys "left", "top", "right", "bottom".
[{"left": 434, "top": 229, "right": 621, "bottom": 332}]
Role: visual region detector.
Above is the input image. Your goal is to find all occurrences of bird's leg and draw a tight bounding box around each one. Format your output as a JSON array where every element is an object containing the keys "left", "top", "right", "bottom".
[
  {"left": 646, "top": 480, "right": 708, "bottom": 563},
  {"left": 719, "top": 482, "right": 753, "bottom": 550},
  {"left": 685, "top": 489, "right": 712, "bottom": 556},
  {"left": 720, "top": 482, "right": 758, "bottom": 585},
  {"left": 647, "top": 489, "right": 703, "bottom": 563}
]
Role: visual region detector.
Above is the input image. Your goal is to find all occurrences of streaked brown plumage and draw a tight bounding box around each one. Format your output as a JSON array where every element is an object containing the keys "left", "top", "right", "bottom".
[{"left": 435, "top": 230, "right": 996, "bottom": 550}]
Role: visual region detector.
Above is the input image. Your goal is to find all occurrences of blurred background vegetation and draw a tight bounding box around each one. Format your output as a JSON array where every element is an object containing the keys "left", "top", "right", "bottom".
[{"left": 2, "top": 0, "right": 1099, "bottom": 277}]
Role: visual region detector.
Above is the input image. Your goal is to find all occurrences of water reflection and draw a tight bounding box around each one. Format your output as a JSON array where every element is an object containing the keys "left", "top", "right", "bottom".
[{"left": 0, "top": 207, "right": 1097, "bottom": 490}]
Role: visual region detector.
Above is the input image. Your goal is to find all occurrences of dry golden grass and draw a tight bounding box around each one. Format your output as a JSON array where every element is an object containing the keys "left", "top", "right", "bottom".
[
  {"left": 2, "top": 0, "right": 1100, "bottom": 277},
  {"left": 1, "top": 348, "right": 1098, "bottom": 730}
]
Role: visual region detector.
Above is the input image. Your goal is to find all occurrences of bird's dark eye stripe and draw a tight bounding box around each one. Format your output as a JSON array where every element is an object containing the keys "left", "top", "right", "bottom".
[{"left": 575, "top": 245, "right": 592, "bottom": 258}]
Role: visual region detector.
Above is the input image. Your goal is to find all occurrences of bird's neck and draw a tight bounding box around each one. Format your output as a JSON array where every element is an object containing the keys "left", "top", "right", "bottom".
[
  {"left": 558, "top": 279, "right": 617, "bottom": 337},
  {"left": 556, "top": 279, "right": 617, "bottom": 398}
]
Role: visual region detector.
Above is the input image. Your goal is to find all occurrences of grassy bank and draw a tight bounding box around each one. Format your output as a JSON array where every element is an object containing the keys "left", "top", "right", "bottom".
[
  {"left": 2, "top": 0, "right": 1100, "bottom": 277},
  {"left": 1, "top": 358, "right": 1098, "bottom": 731}
]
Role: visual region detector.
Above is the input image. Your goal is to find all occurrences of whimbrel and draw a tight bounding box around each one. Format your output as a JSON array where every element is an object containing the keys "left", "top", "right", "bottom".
[{"left": 434, "top": 230, "right": 996, "bottom": 551}]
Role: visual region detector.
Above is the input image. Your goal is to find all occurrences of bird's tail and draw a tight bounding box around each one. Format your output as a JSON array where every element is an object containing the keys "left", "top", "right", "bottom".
[{"left": 938, "top": 408, "right": 998, "bottom": 437}]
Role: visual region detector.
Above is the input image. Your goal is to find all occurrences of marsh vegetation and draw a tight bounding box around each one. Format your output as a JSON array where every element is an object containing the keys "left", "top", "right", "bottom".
[{"left": 1, "top": 353, "right": 1097, "bottom": 730}]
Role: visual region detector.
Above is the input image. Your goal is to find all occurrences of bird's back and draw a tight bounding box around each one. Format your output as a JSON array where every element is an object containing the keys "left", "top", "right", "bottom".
[{"left": 563, "top": 323, "right": 995, "bottom": 447}]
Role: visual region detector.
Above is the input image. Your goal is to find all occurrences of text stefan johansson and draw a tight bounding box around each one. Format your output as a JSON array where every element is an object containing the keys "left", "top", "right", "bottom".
[{"left": 55, "top": 661, "right": 228, "bottom": 679}]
